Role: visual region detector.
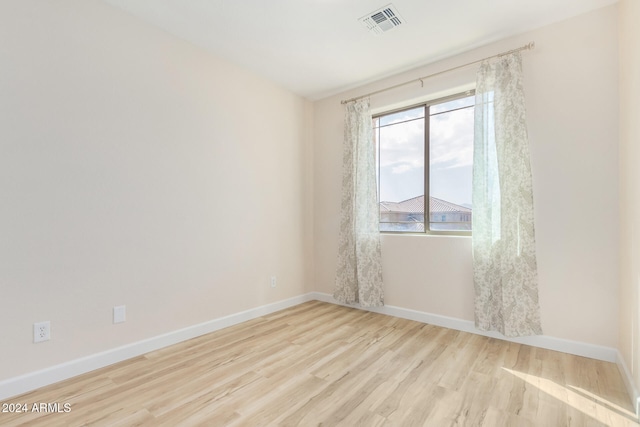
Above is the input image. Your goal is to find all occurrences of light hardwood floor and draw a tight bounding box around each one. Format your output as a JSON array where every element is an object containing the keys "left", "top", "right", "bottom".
[{"left": 0, "top": 301, "right": 637, "bottom": 426}]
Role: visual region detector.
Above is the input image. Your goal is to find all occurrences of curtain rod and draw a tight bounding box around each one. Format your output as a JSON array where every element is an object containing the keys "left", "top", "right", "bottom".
[{"left": 340, "top": 42, "right": 535, "bottom": 105}]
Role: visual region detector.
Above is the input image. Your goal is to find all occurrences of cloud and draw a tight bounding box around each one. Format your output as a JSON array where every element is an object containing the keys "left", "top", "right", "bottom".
[
  {"left": 377, "top": 116, "right": 424, "bottom": 174},
  {"left": 391, "top": 164, "right": 414, "bottom": 174},
  {"left": 376, "top": 104, "right": 474, "bottom": 175},
  {"left": 429, "top": 107, "right": 474, "bottom": 169}
]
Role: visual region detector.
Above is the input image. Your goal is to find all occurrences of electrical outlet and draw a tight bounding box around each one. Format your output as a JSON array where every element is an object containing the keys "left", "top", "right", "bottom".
[
  {"left": 33, "top": 321, "right": 50, "bottom": 343},
  {"left": 113, "top": 305, "right": 126, "bottom": 324},
  {"left": 270, "top": 276, "right": 277, "bottom": 288}
]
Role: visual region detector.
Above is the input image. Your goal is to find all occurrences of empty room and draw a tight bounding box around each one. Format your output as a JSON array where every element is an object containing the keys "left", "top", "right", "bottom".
[{"left": 1, "top": 0, "right": 639, "bottom": 425}]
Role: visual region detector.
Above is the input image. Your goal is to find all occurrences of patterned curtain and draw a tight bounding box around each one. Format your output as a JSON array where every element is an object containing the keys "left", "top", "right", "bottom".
[
  {"left": 472, "top": 52, "right": 542, "bottom": 337},
  {"left": 334, "top": 98, "right": 384, "bottom": 307}
]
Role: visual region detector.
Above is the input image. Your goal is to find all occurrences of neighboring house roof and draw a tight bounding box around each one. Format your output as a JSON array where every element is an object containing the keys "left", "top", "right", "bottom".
[{"left": 380, "top": 195, "right": 471, "bottom": 214}]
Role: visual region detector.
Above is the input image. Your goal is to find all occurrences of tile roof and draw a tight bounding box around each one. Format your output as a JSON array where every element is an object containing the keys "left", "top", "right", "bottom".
[{"left": 380, "top": 195, "right": 471, "bottom": 214}]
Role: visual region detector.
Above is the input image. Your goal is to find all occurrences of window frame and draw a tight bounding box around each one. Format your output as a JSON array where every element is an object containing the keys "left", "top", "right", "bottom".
[{"left": 374, "top": 90, "right": 475, "bottom": 236}]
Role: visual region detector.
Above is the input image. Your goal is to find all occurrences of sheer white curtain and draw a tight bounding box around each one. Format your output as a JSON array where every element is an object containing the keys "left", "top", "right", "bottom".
[
  {"left": 472, "top": 52, "right": 542, "bottom": 337},
  {"left": 334, "top": 98, "right": 384, "bottom": 307}
]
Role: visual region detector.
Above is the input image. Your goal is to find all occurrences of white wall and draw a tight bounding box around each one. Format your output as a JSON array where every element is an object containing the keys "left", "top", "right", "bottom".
[
  {"left": 314, "top": 6, "right": 619, "bottom": 348},
  {"left": 619, "top": 0, "right": 640, "bottom": 400},
  {"left": 0, "top": 0, "right": 312, "bottom": 381}
]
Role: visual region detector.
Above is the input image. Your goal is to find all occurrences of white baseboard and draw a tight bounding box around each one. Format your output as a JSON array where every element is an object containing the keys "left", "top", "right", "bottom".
[
  {"left": 0, "top": 292, "right": 629, "bottom": 406},
  {"left": 0, "top": 293, "right": 316, "bottom": 401},
  {"left": 310, "top": 292, "right": 618, "bottom": 363},
  {"left": 617, "top": 350, "right": 640, "bottom": 419}
]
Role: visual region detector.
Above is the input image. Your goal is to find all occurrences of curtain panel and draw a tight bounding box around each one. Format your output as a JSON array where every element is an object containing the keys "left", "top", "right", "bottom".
[
  {"left": 334, "top": 99, "right": 384, "bottom": 307},
  {"left": 472, "top": 52, "right": 542, "bottom": 337}
]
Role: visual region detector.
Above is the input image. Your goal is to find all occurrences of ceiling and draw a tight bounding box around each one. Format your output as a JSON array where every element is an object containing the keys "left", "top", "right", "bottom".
[{"left": 101, "top": 0, "right": 617, "bottom": 100}]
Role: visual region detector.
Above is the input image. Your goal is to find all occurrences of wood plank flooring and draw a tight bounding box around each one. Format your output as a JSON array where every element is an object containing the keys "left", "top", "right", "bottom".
[{"left": 0, "top": 301, "right": 637, "bottom": 426}]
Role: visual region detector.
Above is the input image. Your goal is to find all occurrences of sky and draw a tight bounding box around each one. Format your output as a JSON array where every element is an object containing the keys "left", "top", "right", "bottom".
[{"left": 375, "top": 95, "right": 474, "bottom": 208}]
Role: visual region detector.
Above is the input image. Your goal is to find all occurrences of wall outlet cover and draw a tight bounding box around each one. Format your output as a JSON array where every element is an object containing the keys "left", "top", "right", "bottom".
[
  {"left": 113, "top": 305, "right": 126, "bottom": 324},
  {"left": 33, "top": 321, "right": 50, "bottom": 343}
]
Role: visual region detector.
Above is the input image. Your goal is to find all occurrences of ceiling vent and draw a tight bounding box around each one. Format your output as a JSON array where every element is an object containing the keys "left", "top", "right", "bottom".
[{"left": 359, "top": 4, "right": 405, "bottom": 35}]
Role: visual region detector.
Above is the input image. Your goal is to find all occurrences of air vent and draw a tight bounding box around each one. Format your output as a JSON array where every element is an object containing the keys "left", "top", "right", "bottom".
[{"left": 359, "top": 4, "right": 405, "bottom": 35}]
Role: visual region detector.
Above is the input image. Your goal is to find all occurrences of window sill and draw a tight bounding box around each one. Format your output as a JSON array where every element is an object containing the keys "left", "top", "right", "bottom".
[{"left": 380, "top": 231, "right": 471, "bottom": 238}]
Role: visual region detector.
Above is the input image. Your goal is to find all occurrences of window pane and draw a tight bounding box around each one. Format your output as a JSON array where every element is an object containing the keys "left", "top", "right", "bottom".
[
  {"left": 377, "top": 107, "right": 425, "bottom": 232},
  {"left": 430, "top": 95, "right": 474, "bottom": 115},
  {"left": 429, "top": 96, "right": 474, "bottom": 231},
  {"left": 378, "top": 106, "right": 425, "bottom": 127}
]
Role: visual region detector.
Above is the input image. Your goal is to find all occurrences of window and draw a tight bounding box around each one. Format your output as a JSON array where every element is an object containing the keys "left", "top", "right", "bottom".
[{"left": 374, "top": 92, "right": 474, "bottom": 234}]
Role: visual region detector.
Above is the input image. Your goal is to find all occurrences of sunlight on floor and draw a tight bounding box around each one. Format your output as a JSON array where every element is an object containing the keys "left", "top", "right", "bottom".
[{"left": 503, "top": 368, "right": 639, "bottom": 426}]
